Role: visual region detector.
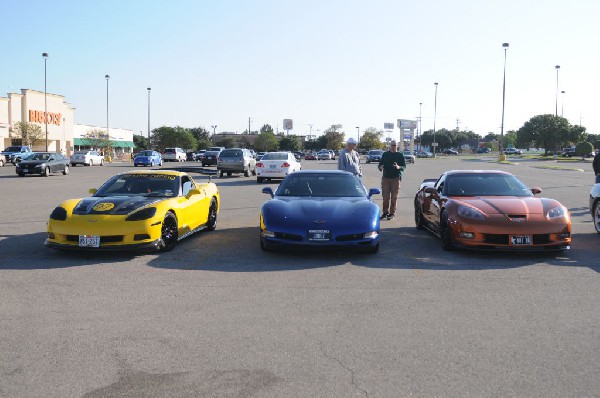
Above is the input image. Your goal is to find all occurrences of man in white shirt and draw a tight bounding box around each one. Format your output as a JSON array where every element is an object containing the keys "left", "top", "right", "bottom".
[{"left": 337, "top": 137, "right": 362, "bottom": 177}]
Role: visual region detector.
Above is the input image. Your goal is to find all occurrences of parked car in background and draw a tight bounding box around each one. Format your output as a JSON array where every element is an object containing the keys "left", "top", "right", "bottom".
[
  {"left": 441, "top": 149, "right": 459, "bottom": 155},
  {"left": 476, "top": 147, "right": 492, "bottom": 154},
  {"left": 193, "top": 150, "right": 206, "bottom": 161},
  {"left": 416, "top": 151, "right": 434, "bottom": 158},
  {"left": 503, "top": 148, "right": 523, "bottom": 155},
  {"left": 70, "top": 150, "right": 104, "bottom": 166},
  {"left": 134, "top": 150, "right": 163, "bottom": 167},
  {"left": 317, "top": 150, "right": 332, "bottom": 160},
  {"left": 217, "top": 148, "right": 257, "bottom": 177},
  {"left": 16, "top": 152, "right": 69, "bottom": 177},
  {"left": 328, "top": 150, "right": 336, "bottom": 160},
  {"left": 304, "top": 151, "right": 316, "bottom": 161},
  {"left": 256, "top": 151, "right": 302, "bottom": 183},
  {"left": 1, "top": 145, "right": 32, "bottom": 164},
  {"left": 201, "top": 150, "right": 221, "bottom": 166},
  {"left": 403, "top": 150, "right": 416, "bottom": 164},
  {"left": 162, "top": 147, "right": 186, "bottom": 162},
  {"left": 366, "top": 150, "right": 384, "bottom": 164}
]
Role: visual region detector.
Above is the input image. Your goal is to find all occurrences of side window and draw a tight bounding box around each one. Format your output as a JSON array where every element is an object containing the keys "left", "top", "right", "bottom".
[
  {"left": 435, "top": 174, "right": 446, "bottom": 194},
  {"left": 181, "top": 176, "right": 194, "bottom": 196}
]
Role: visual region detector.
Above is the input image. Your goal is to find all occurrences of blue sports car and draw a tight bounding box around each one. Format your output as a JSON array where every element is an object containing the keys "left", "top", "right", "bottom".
[
  {"left": 260, "top": 170, "right": 381, "bottom": 253},
  {"left": 134, "top": 150, "right": 163, "bottom": 167}
]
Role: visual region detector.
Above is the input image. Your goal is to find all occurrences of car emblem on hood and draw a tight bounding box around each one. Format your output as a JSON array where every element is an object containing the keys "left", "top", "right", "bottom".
[
  {"left": 93, "top": 202, "right": 115, "bottom": 212},
  {"left": 87, "top": 219, "right": 98, "bottom": 223},
  {"left": 314, "top": 220, "right": 326, "bottom": 224}
]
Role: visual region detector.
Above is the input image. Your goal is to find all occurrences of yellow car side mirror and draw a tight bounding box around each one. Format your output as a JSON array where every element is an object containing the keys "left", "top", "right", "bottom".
[{"left": 89, "top": 188, "right": 98, "bottom": 195}]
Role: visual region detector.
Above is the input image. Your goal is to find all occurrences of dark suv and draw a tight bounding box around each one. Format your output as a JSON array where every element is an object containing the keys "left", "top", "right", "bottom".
[{"left": 217, "top": 148, "right": 257, "bottom": 177}]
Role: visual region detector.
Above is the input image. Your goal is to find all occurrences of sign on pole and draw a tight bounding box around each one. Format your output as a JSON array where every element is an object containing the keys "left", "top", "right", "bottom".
[
  {"left": 283, "top": 119, "right": 293, "bottom": 131},
  {"left": 383, "top": 122, "right": 395, "bottom": 130},
  {"left": 397, "top": 119, "right": 417, "bottom": 129}
]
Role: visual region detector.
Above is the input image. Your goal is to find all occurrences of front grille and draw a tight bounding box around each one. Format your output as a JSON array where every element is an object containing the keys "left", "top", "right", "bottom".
[
  {"left": 274, "top": 232, "right": 303, "bottom": 241},
  {"left": 66, "top": 235, "right": 124, "bottom": 243}
]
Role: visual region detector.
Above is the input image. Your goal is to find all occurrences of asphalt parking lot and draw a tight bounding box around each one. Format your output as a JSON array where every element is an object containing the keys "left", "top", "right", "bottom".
[{"left": 1, "top": 156, "right": 599, "bottom": 397}]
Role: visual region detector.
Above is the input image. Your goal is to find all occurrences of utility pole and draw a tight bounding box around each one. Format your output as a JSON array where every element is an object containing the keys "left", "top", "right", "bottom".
[{"left": 248, "top": 117, "right": 251, "bottom": 134}]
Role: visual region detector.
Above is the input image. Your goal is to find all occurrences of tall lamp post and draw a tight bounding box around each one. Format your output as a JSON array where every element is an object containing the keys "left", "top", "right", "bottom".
[
  {"left": 105, "top": 75, "right": 110, "bottom": 147},
  {"left": 433, "top": 82, "right": 438, "bottom": 157},
  {"left": 561, "top": 90, "right": 565, "bottom": 117},
  {"left": 147, "top": 87, "right": 151, "bottom": 147},
  {"left": 555, "top": 65, "right": 560, "bottom": 116},
  {"left": 418, "top": 102, "right": 422, "bottom": 152},
  {"left": 355, "top": 126, "right": 360, "bottom": 144},
  {"left": 211, "top": 125, "right": 217, "bottom": 137},
  {"left": 43, "top": 52, "right": 48, "bottom": 151},
  {"left": 500, "top": 42, "right": 509, "bottom": 158}
]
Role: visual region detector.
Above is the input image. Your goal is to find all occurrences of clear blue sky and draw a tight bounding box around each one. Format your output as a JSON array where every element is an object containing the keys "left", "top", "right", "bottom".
[{"left": 2, "top": 0, "right": 599, "bottom": 142}]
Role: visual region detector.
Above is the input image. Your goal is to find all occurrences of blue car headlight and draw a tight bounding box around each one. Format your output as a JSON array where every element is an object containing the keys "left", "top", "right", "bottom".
[
  {"left": 547, "top": 205, "right": 568, "bottom": 219},
  {"left": 50, "top": 207, "right": 68, "bottom": 221},
  {"left": 457, "top": 205, "right": 485, "bottom": 220},
  {"left": 125, "top": 207, "right": 157, "bottom": 221}
]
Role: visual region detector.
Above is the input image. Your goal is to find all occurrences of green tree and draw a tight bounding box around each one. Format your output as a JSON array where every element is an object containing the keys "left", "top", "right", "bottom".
[
  {"left": 9, "top": 121, "right": 44, "bottom": 148},
  {"left": 359, "top": 127, "right": 384, "bottom": 150},
  {"left": 133, "top": 134, "right": 149, "bottom": 150},
  {"left": 279, "top": 135, "right": 301, "bottom": 151},
  {"left": 576, "top": 141, "right": 594, "bottom": 159},
  {"left": 517, "top": 114, "right": 571, "bottom": 155},
  {"left": 254, "top": 131, "right": 279, "bottom": 151},
  {"left": 214, "top": 137, "right": 237, "bottom": 148},
  {"left": 189, "top": 127, "right": 212, "bottom": 150},
  {"left": 260, "top": 124, "right": 274, "bottom": 134},
  {"left": 151, "top": 126, "right": 197, "bottom": 151},
  {"left": 322, "top": 124, "right": 344, "bottom": 150}
]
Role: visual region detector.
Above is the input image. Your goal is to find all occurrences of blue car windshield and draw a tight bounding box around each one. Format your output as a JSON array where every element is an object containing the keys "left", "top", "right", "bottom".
[
  {"left": 277, "top": 174, "right": 366, "bottom": 197},
  {"left": 138, "top": 150, "right": 154, "bottom": 156},
  {"left": 444, "top": 173, "right": 533, "bottom": 197},
  {"left": 95, "top": 174, "right": 180, "bottom": 197}
]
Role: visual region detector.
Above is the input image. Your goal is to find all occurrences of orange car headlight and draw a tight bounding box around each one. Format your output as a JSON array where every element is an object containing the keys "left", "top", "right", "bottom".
[
  {"left": 457, "top": 205, "right": 485, "bottom": 220},
  {"left": 547, "top": 205, "right": 568, "bottom": 220}
]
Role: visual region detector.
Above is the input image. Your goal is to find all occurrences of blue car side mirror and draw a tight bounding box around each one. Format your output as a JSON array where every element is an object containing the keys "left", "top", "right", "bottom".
[
  {"left": 368, "top": 188, "right": 381, "bottom": 198},
  {"left": 262, "top": 187, "right": 274, "bottom": 198}
]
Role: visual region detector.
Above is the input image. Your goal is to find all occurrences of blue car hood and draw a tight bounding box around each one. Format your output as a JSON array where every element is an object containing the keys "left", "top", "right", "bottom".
[{"left": 262, "top": 197, "right": 379, "bottom": 231}]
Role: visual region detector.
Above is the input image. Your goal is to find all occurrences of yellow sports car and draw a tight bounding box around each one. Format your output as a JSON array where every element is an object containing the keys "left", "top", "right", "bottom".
[{"left": 45, "top": 170, "right": 220, "bottom": 252}]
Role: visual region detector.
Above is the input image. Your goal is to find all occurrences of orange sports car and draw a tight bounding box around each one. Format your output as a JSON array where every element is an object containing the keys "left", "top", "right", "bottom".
[{"left": 414, "top": 170, "right": 571, "bottom": 251}]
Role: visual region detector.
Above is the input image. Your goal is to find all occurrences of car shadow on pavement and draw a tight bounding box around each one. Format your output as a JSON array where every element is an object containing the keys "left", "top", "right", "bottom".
[{"left": 0, "top": 232, "right": 138, "bottom": 269}]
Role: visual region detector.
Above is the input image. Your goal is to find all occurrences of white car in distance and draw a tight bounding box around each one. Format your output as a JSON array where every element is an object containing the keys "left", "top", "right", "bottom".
[
  {"left": 70, "top": 150, "right": 104, "bottom": 166},
  {"left": 256, "top": 152, "right": 302, "bottom": 183}
]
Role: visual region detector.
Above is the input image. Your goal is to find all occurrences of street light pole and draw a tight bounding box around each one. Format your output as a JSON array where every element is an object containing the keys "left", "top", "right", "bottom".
[
  {"left": 105, "top": 75, "right": 110, "bottom": 143},
  {"left": 561, "top": 90, "right": 565, "bottom": 117},
  {"left": 43, "top": 52, "right": 48, "bottom": 151},
  {"left": 419, "top": 102, "right": 422, "bottom": 152},
  {"left": 147, "top": 87, "right": 151, "bottom": 147},
  {"left": 355, "top": 126, "right": 360, "bottom": 143},
  {"left": 433, "top": 82, "right": 438, "bottom": 157},
  {"left": 555, "top": 65, "right": 560, "bottom": 116},
  {"left": 500, "top": 42, "right": 509, "bottom": 158},
  {"left": 211, "top": 125, "right": 217, "bottom": 136}
]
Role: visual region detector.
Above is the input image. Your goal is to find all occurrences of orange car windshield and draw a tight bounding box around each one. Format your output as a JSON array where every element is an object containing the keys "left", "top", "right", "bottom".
[{"left": 445, "top": 174, "right": 533, "bottom": 197}]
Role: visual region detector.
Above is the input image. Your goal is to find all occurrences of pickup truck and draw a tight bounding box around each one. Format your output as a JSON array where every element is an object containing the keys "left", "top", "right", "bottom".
[{"left": 1, "top": 145, "right": 32, "bottom": 164}]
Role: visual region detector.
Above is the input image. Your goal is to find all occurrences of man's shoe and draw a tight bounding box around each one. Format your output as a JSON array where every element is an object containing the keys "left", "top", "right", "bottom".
[
  {"left": 380, "top": 213, "right": 389, "bottom": 220},
  {"left": 387, "top": 213, "right": 395, "bottom": 220}
]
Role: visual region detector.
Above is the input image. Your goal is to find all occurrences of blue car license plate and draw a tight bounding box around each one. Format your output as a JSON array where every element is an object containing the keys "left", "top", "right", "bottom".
[{"left": 308, "top": 230, "right": 330, "bottom": 242}]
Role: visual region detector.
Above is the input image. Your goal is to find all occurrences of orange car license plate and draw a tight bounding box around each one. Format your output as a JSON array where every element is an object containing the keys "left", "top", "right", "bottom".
[{"left": 510, "top": 235, "right": 532, "bottom": 245}]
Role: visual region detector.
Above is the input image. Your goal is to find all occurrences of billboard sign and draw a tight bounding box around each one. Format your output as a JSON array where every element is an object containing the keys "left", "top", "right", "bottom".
[
  {"left": 397, "top": 119, "right": 417, "bottom": 129},
  {"left": 383, "top": 122, "right": 395, "bottom": 130},
  {"left": 283, "top": 119, "right": 293, "bottom": 130}
]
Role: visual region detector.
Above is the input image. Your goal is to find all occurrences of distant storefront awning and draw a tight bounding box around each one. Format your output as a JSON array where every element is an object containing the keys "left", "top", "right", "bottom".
[{"left": 73, "top": 138, "right": 135, "bottom": 148}]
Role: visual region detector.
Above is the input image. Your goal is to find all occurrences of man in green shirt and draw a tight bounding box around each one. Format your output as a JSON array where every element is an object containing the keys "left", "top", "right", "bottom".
[{"left": 378, "top": 141, "right": 406, "bottom": 220}]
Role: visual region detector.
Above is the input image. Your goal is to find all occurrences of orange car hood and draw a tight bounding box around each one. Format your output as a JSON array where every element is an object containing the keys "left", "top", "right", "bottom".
[{"left": 456, "top": 197, "right": 554, "bottom": 215}]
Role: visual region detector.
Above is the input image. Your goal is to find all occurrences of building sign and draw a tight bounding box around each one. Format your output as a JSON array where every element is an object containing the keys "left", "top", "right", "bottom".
[
  {"left": 397, "top": 119, "right": 416, "bottom": 129},
  {"left": 283, "top": 119, "right": 293, "bottom": 130},
  {"left": 383, "top": 122, "right": 394, "bottom": 130},
  {"left": 29, "top": 110, "right": 62, "bottom": 126}
]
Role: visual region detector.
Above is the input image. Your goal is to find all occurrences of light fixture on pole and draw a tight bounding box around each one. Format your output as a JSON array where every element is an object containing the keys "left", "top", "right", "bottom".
[
  {"left": 561, "top": 90, "right": 565, "bottom": 117},
  {"left": 147, "top": 87, "right": 151, "bottom": 147},
  {"left": 211, "top": 125, "right": 217, "bottom": 136},
  {"left": 500, "top": 42, "right": 509, "bottom": 158},
  {"left": 105, "top": 75, "right": 110, "bottom": 143},
  {"left": 355, "top": 126, "right": 360, "bottom": 143},
  {"left": 555, "top": 65, "right": 560, "bottom": 116},
  {"left": 433, "top": 82, "right": 438, "bottom": 157},
  {"left": 43, "top": 52, "right": 48, "bottom": 151}
]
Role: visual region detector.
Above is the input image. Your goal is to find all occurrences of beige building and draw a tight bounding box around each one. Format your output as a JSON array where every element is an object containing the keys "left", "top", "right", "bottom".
[{"left": 0, "top": 89, "right": 134, "bottom": 156}]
